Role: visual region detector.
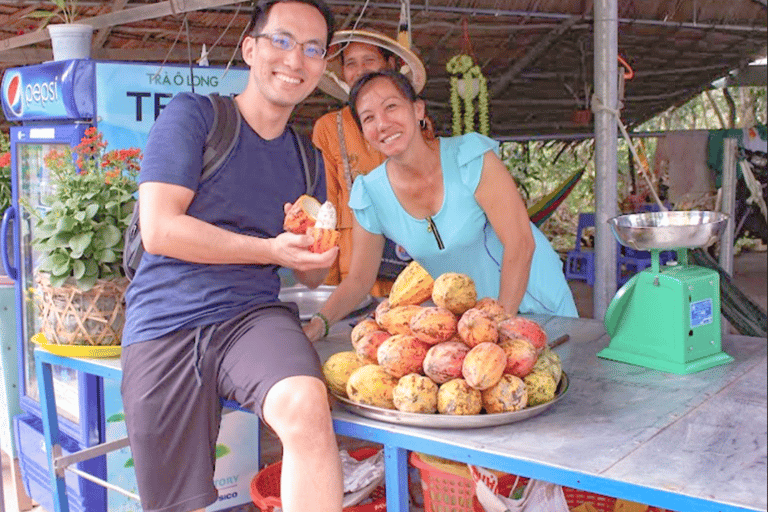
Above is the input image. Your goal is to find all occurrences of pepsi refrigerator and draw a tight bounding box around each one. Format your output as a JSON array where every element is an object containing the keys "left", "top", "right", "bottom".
[{"left": 1, "top": 59, "right": 261, "bottom": 512}]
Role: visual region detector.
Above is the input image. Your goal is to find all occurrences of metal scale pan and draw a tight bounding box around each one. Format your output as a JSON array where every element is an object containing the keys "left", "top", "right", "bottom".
[{"left": 608, "top": 210, "right": 729, "bottom": 251}]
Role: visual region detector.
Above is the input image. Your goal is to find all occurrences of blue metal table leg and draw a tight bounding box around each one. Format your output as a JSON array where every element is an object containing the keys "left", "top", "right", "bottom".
[
  {"left": 36, "top": 355, "right": 70, "bottom": 512},
  {"left": 383, "top": 445, "right": 409, "bottom": 512}
]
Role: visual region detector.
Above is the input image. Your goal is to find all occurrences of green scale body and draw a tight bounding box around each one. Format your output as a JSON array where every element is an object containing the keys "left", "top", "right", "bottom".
[{"left": 600, "top": 249, "right": 734, "bottom": 375}]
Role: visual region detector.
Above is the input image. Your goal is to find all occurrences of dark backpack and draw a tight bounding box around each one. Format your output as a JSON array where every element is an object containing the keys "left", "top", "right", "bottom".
[{"left": 122, "top": 93, "right": 321, "bottom": 281}]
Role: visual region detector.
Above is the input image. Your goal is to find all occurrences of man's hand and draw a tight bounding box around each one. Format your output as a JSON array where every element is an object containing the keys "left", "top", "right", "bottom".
[{"left": 270, "top": 231, "right": 338, "bottom": 272}]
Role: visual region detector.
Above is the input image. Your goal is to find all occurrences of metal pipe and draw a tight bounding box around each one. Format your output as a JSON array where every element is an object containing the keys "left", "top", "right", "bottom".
[
  {"left": 327, "top": 1, "right": 767, "bottom": 33},
  {"left": 593, "top": 0, "right": 619, "bottom": 319},
  {"left": 65, "top": 467, "right": 141, "bottom": 502},
  {"left": 720, "top": 138, "right": 738, "bottom": 276}
]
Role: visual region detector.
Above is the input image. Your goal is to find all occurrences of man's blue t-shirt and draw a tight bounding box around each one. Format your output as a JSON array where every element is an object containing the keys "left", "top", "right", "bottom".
[{"left": 122, "top": 92, "right": 326, "bottom": 346}]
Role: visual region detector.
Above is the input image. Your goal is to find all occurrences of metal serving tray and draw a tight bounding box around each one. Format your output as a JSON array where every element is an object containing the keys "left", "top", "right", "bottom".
[
  {"left": 279, "top": 285, "right": 375, "bottom": 321},
  {"left": 333, "top": 372, "right": 569, "bottom": 429}
]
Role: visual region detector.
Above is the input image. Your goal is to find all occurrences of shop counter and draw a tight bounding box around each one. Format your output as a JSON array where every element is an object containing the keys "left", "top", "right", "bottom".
[{"left": 36, "top": 315, "right": 766, "bottom": 512}]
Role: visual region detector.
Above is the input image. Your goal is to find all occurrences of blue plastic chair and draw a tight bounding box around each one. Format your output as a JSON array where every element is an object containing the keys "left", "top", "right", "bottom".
[{"left": 565, "top": 212, "right": 596, "bottom": 286}]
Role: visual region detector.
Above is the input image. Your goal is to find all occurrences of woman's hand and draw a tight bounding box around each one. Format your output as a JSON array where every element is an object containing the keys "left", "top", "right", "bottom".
[{"left": 303, "top": 315, "right": 326, "bottom": 342}]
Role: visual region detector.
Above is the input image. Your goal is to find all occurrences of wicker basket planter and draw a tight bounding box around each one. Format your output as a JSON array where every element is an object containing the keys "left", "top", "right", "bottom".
[{"left": 36, "top": 273, "right": 128, "bottom": 346}]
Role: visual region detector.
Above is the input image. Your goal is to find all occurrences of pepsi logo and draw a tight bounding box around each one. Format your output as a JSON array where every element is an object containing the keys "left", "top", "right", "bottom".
[{"left": 4, "top": 72, "right": 23, "bottom": 117}]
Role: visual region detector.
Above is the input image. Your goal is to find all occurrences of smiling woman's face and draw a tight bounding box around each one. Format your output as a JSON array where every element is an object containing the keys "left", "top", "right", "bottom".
[{"left": 355, "top": 77, "right": 424, "bottom": 157}]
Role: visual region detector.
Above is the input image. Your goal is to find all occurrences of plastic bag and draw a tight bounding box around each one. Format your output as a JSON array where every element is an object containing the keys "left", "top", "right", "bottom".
[{"left": 469, "top": 464, "right": 569, "bottom": 512}]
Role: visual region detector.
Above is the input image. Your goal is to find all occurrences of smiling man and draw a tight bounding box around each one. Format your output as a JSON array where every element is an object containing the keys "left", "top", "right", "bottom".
[{"left": 120, "top": 1, "right": 342, "bottom": 511}]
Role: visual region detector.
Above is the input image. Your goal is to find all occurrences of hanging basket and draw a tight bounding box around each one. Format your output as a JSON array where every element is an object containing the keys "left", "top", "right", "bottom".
[{"left": 35, "top": 274, "right": 128, "bottom": 346}]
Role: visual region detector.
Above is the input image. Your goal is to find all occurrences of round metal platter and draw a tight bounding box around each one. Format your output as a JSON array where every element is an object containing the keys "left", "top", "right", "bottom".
[
  {"left": 334, "top": 372, "right": 569, "bottom": 429},
  {"left": 279, "top": 285, "right": 374, "bottom": 321}
]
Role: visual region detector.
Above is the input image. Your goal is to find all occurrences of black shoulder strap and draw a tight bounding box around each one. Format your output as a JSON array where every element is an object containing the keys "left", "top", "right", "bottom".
[
  {"left": 203, "top": 93, "right": 242, "bottom": 181},
  {"left": 288, "top": 125, "right": 322, "bottom": 195}
]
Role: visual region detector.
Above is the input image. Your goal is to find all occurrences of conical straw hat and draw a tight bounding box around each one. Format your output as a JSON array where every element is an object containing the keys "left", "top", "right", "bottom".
[{"left": 318, "top": 29, "right": 427, "bottom": 102}]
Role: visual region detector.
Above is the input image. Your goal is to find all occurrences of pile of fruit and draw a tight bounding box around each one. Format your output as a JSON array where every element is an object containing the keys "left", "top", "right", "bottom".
[{"left": 322, "top": 262, "right": 563, "bottom": 415}]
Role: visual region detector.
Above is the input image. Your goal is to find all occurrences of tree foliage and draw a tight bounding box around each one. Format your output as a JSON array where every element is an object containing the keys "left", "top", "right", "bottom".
[{"left": 500, "top": 85, "right": 767, "bottom": 252}]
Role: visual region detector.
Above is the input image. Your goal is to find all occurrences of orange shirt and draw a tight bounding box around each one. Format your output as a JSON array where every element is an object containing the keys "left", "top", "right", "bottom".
[{"left": 312, "top": 106, "right": 393, "bottom": 297}]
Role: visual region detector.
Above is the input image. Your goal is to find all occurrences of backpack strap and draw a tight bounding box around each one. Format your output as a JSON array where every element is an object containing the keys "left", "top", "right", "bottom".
[
  {"left": 202, "top": 93, "right": 242, "bottom": 181},
  {"left": 288, "top": 125, "right": 322, "bottom": 195}
]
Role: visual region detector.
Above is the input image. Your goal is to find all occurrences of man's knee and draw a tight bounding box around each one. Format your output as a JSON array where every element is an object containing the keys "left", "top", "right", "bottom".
[{"left": 264, "top": 376, "right": 332, "bottom": 434}]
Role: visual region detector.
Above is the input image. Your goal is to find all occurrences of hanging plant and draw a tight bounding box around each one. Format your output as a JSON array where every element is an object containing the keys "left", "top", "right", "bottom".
[{"left": 446, "top": 54, "right": 489, "bottom": 136}]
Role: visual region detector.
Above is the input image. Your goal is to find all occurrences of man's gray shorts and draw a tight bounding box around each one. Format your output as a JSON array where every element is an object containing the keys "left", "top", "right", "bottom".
[{"left": 120, "top": 303, "right": 323, "bottom": 512}]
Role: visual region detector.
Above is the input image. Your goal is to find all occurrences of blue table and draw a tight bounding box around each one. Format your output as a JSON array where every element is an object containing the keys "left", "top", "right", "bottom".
[{"left": 37, "top": 316, "right": 767, "bottom": 512}]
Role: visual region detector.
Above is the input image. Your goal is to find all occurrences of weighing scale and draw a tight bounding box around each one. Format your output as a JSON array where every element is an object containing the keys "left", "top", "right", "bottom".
[{"left": 600, "top": 210, "right": 734, "bottom": 374}]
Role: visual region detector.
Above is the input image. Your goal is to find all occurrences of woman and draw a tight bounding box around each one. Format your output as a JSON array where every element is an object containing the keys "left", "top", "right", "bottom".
[
  {"left": 312, "top": 30, "right": 425, "bottom": 297},
  {"left": 305, "top": 70, "right": 576, "bottom": 340}
]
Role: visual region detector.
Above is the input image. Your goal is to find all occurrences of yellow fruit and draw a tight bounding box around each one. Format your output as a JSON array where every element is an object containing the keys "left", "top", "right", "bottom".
[
  {"left": 482, "top": 374, "right": 528, "bottom": 413},
  {"left": 389, "top": 261, "right": 434, "bottom": 307},
  {"left": 523, "top": 370, "right": 558, "bottom": 406},
  {"left": 322, "top": 351, "right": 364, "bottom": 397},
  {"left": 437, "top": 378, "right": 482, "bottom": 415},
  {"left": 346, "top": 364, "right": 399, "bottom": 409},
  {"left": 393, "top": 374, "right": 438, "bottom": 413},
  {"left": 432, "top": 272, "right": 477, "bottom": 316}
]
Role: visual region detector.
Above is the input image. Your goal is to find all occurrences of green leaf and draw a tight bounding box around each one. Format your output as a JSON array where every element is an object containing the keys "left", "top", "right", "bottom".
[
  {"left": 72, "top": 259, "right": 86, "bottom": 279},
  {"left": 124, "top": 458, "right": 134, "bottom": 468},
  {"left": 214, "top": 444, "right": 231, "bottom": 459},
  {"left": 56, "top": 216, "right": 77, "bottom": 233},
  {"left": 51, "top": 259, "right": 72, "bottom": 277},
  {"left": 85, "top": 203, "right": 100, "bottom": 219},
  {"left": 69, "top": 232, "right": 93, "bottom": 258},
  {"left": 84, "top": 260, "right": 99, "bottom": 276},
  {"left": 97, "top": 224, "right": 121, "bottom": 248},
  {"left": 76, "top": 274, "right": 97, "bottom": 291},
  {"left": 49, "top": 274, "right": 68, "bottom": 287},
  {"left": 51, "top": 233, "right": 70, "bottom": 246},
  {"left": 99, "top": 249, "right": 117, "bottom": 263},
  {"left": 107, "top": 413, "right": 125, "bottom": 423},
  {"left": 37, "top": 255, "right": 54, "bottom": 272}
]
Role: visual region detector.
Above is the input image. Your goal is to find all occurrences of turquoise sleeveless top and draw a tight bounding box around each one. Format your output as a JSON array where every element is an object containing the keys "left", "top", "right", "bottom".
[{"left": 349, "top": 133, "right": 577, "bottom": 317}]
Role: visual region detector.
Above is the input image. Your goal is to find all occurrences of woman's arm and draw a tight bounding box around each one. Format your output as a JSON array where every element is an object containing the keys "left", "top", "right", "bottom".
[
  {"left": 474, "top": 152, "right": 535, "bottom": 315},
  {"left": 139, "top": 181, "right": 337, "bottom": 272},
  {"left": 305, "top": 220, "right": 384, "bottom": 341}
]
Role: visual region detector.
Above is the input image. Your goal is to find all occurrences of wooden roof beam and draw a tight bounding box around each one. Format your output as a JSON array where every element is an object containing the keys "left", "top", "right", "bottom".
[
  {"left": 94, "top": 0, "right": 130, "bottom": 48},
  {"left": 490, "top": 16, "right": 581, "bottom": 97}
]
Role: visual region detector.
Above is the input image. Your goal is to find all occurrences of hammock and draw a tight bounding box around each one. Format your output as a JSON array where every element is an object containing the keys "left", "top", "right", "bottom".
[{"left": 528, "top": 168, "right": 586, "bottom": 227}]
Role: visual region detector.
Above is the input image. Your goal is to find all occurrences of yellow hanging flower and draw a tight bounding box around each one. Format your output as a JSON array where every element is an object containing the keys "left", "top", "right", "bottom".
[{"left": 446, "top": 54, "right": 489, "bottom": 136}]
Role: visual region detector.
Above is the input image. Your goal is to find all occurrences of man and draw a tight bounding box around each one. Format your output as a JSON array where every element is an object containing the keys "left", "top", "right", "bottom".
[
  {"left": 120, "top": 1, "right": 342, "bottom": 511},
  {"left": 310, "top": 30, "right": 426, "bottom": 302}
]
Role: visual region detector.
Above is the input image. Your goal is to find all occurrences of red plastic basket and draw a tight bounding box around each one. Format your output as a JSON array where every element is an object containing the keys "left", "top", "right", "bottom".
[
  {"left": 472, "top": 480, "right": 670, "bottom": 512},
  {"left": 250, "top": 447, "right": 386, "bottom": 512},
  {"left": 411, "top": 452, "right": 668, "bottom": 512},
  {"left": 410, "top": 452, "right": 526, "bottom": 512}
]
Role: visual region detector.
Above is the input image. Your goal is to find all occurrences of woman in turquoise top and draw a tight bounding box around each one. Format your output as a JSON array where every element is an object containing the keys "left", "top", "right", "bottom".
[{"left": 305, "top": 70, "right": 576, "bottom": 340}]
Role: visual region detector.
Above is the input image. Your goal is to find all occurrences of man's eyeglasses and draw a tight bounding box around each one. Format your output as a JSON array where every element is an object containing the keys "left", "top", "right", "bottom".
[{"left": 254, "top": 33, "right": 327, "bottom": 60}]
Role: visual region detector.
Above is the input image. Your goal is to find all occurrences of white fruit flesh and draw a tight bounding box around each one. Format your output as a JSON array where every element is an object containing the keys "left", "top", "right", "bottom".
[{"left": 316, "top": 201, "right": 337, "bottom": 229}]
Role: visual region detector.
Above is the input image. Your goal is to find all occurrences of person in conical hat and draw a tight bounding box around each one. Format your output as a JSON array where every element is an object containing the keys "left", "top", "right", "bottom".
[{"left": 310, "top": 29, "right": 427, "bottom": 311}]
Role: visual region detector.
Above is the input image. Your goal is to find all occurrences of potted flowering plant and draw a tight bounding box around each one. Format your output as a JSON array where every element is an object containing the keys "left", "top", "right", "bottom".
[
  {"left": 1, "top": 134, "right": 11, "bottom": 279},
  {"left": 29, "top": 127, "right": 140, "bottom": 346},
  {"left": 1, "top": 133, "right": 10, "bottom": 218}
]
